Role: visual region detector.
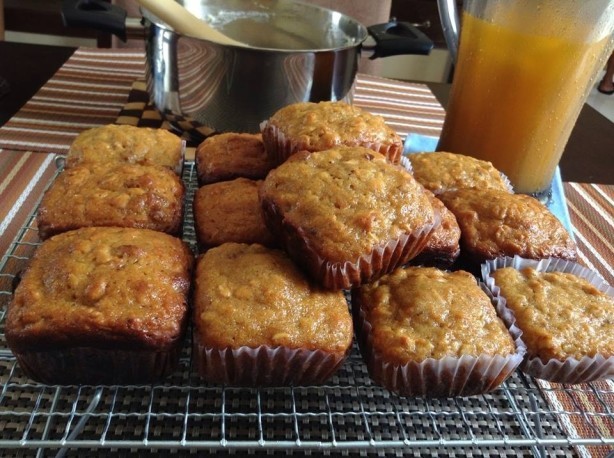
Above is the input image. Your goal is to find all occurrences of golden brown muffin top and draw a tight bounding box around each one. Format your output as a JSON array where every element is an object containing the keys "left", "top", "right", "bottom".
[
  {"left": 408, "top": 152, "right": 510, "bottom": 194},
  {"left": 195, "top": 132, "right": 274, "bottom": 184},
  {"left": 193, "top": 178, "right": 275, "bottom": 250},
  {"left": 193, "top": 243, "right": 353, "bottom": 352},
  {"left": 260, "top": 146, "right": 437, "bottom": 262},
  {"left": 354, "top": 267, "right": 516, "bottom": 363},
  {"left": 66, "top": 124, "right": 183, "bottom": 171},
  {"left": 492, "top": 267, "right": 614, "bottom": 361},
  {"left": 6, "top": 227, "right": 193, "bottom": 352},
  {"left": 37, "top": 163, "right": 185, "bottom": 239},
  {"left": 439, "top": 189, "right": 577, "bottom": 262},
  {"left": 266, "top": 101, "right": 402, "bottom": 151}
]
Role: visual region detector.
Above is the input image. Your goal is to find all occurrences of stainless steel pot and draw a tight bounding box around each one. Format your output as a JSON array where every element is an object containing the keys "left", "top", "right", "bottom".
[{"left": 63, "top": 0, "right": 433, "bottom": 137}]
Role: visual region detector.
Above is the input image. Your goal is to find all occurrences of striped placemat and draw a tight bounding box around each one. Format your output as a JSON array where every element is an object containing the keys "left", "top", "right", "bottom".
[
  {"left": 565, "top": 183, "right": 614, "bottom": 286},
  {"left": 0, "top": 49, "right": 145, "bottom": 154},
  {"left": 538, "top": 378, "right": 614, "bottom": 458},
  {"left": 0, "top": 150, "right": 57, "bottom": 259},
  {"left": 538, "top": 182, "right": 614, "bottom": 458},
  {"left": 354, "top": 74, "right": 445, "bottom": 138}
]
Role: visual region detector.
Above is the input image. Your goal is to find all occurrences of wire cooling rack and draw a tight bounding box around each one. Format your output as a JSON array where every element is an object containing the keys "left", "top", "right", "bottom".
[{"left": 0, "top": 159, "right": 613, "bottom": 457}]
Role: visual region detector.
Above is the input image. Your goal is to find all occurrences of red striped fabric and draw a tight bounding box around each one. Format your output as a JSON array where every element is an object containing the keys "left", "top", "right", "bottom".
[
  {"left": 0, "top": 150, "right": 57, "bottom": 296},
  {"left": 354, "top": 74, "right": 445, "bottom": 137},
  {"left": 538, "top": 378, "right": 614, "bottom": 458},
  {"left": 0, "top": 50, "right": 145, "bottom": 154},
  {"left": 565, "top": 183, "right": 614, "bottom": 286}
]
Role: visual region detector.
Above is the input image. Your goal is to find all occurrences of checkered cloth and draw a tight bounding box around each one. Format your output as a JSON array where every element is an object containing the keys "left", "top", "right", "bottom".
[{"left": 115, "top": 80, "right": 215, "bottom": 147}]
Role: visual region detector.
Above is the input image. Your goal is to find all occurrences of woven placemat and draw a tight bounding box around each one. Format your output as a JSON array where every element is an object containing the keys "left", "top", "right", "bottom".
[
  {"left": 538, "top": 379, "right": 614, "bottom": 458},
  {"left": 115, "top": 80, "right": 215, "bottom": 148}
]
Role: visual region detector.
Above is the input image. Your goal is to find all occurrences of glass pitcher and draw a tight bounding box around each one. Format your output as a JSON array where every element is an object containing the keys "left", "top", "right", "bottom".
[{"left": 436, "top": 0, "right": 614, "bottom": 199}]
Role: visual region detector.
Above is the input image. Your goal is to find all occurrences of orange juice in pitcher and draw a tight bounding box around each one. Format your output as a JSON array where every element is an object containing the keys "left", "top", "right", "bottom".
[{"left": 437, "top": 0, "right": 614, "bottom": 199}]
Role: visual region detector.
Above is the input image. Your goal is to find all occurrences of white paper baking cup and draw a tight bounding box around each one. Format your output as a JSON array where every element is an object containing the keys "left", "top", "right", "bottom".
[
  {"left": 398, "top": 155, "right": 413, "bottom": 174},
  {"left": 501, "top": 172, "right": 514, "bottom": 193},
  {"left": 352, "top": 283, "right": 526, "bottom": 397},
  {"left": 13, "top": 346, "right": 183, "bottom": 385},
  {"left": 260, "top": 121, "right": 403, "bottom": 165},
  {"left": 482, "top": 255, "right": 614, "bottom": 383},
  {"left": 193, "top": 340, "right": 349, "bottom": 386}
]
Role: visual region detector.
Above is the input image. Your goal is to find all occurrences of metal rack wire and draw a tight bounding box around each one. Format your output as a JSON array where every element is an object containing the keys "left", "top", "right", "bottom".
[{"left": 0, "top": 159, "right": 613, "bottom": 457}]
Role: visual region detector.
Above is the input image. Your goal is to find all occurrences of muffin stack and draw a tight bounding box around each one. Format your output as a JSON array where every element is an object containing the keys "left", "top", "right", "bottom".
[
  {"left": 37, "top": 124, "right": 186, "bottom": 239},
  {"left": 404, "top": 147, "right": 612, "bottom": 386},
  {"left": 407, "top": 151, "right": 577, "bottom": 269},
  {"left": 192, "top": 101, "right": 523, "bottom": 394},
  {"left": 7, "top": 124, "right": 194, "bottom": 385},
  {"left": 192, "top": 130, "right": 354, "bottom": 386},
  {"left": 6, "top": 101, "right": 612, "bottom": 393},
  {"left": 190, "top": 102, "right": 419, "bottom": 386},
  {"left": 193, "top": 132, "right": 277, "bottom": 250}
]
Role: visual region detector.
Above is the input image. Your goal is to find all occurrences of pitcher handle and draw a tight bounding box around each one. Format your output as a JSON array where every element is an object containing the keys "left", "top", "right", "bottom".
[{"left": 437, "top": 0, "right": 460, "bottom": 63}]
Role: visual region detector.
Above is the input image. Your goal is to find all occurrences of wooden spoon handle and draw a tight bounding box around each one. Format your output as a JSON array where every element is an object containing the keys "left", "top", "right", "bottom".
[{"left": 137, "top": 0, "right": 248, "bottom": 47}]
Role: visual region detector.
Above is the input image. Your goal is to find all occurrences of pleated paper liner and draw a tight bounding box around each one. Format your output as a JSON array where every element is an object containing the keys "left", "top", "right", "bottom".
[
  {"left": 351, "top": 282, "right": 526, "bottom": 398},
  {"left": 260, "top": 121, "right": 404, "bottom": 166},
  {"left": 482, "top": 256, "right": 614, "bottom": 384},
  {"left": 193, "top": 340, "right": 350, "bottom": 387}
]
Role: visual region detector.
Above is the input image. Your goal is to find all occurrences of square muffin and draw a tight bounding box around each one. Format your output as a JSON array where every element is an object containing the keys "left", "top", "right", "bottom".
[
  {"left": 261, "top": 101, "right": 403, "bottom": 165},
  {"left": 259, "top": 146, "right": 440, "bottom": 290},
  {"left": 438, "top": 188, "right": 577, "bottom": 267},
  {"left": 66, "top": 124, "right": 183, "bottom": 173},
  {"left": 485, "top": 257, "right": 614, "bottom": 383},
  {"left": 408, "top": 151, "right": 512, "bottom": 194},
  {"left": 352, "top": 266, "right": 524, "bottom": 397},
  {"left": 192, "top": 243, "right": 353, "bottom": 386},
  {"left": 5, "top": 227, "right": 193, "bottom": 385},
  {"left": 195, "top": 132, "right": 275, "bottom": 186},
  {"left": 193, "top": 178, "right": 276, "bottom": 252},
  {"left": 37, "top": 163, "right": 185, "bottom": 240}
]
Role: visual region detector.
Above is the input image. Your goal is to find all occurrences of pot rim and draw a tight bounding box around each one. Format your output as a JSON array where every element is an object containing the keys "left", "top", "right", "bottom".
[{"left": 141, "top": 0, "right": 369, "bottom": 53}]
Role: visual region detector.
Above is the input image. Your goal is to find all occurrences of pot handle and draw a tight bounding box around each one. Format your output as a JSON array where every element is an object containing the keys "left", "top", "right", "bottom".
[
  {"left": 61, "top": 0, "right": 128, "bottom": 41},
  {"left": 366, "top": 20, "right": 434, "bottom": 59}
]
